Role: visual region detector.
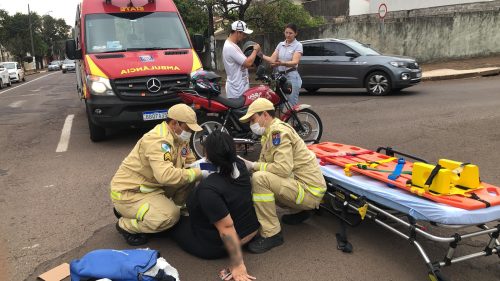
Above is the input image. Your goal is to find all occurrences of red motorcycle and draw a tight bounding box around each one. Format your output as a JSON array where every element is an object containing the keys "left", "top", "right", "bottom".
[{"left": 178, "top": 67, "right": 323, "bottom": 158}]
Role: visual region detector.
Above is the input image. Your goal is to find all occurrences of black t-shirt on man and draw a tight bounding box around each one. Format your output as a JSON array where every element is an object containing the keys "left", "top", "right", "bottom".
[{"left": 186, "top": 159, "right": 259, "bottom": 246}]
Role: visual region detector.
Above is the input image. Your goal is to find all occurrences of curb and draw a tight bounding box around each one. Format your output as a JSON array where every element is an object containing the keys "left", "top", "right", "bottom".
[{"left": 422, "top": 68, "right": 500, "bottom": 81}]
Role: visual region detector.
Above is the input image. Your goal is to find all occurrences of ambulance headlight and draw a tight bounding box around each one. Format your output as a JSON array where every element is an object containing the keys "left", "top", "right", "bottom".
[{"left": 87, "top": 75, "right": 114, "bottom": 96}]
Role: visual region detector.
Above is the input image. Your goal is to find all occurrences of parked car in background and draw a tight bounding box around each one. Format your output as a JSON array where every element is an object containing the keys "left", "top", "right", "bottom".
[
  {"left": 61, "top": 59, "right": 76, "bottom": 73},
  {"left": 299, "top": 39, "right": 422, "bottom": 96},
  {"left": 0, "top": 61, "right": 25, "bottom": 83},
  {"left": 48, "top": 61, "right": 61, "bottom": 71},
  {"left": 0, "top": 65, "right": 12, "bottom": 88}
]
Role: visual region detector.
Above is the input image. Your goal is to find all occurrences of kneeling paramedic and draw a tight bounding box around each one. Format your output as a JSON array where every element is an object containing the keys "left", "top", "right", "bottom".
[
  {"left": 239, "top": 98, "right": 326, "bottom": 253},
  {"left": 110, "top": 104, "right": 208, "bottom": 246}
]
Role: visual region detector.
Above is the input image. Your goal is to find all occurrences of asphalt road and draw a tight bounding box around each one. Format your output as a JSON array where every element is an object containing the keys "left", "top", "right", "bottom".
[{"left": 0, "top": 72, "right": 499, "bottom": 281}]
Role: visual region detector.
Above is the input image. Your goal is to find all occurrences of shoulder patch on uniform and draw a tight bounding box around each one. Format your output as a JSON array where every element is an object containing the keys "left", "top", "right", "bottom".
[
  {"left": 181, "top": 147, "right": 188, "bottom": 157},
  {"left": 271, "top": 130, "right": 281, "bottom": 146},
  {"left": 161, "top": 143, "right": 171, "bottom": 153},
  {"left": 164, "top": 152, "right": 172, "bottom": 162}
]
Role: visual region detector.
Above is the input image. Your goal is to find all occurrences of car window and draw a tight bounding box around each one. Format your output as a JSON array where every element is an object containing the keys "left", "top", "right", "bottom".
[
  {"left": 323, "top": 42, "right": 354, "bottom": 56},
  {"left": 303, "top": 43, "right": 334, "bottom": 56}
]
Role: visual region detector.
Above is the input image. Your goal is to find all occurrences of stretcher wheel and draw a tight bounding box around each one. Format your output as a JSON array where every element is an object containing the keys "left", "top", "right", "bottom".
[{"left": 428, "top": 270, "right": 449, "bottom": 281}]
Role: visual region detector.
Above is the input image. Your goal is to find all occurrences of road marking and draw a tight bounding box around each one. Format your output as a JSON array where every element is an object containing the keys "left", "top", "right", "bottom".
[
  {"left": 8, "top": 100, "right": 26, "bottom": 108},
  {"left": 56, "top": 114, "right": 75, "bottom": 153},
  {"left": 0, "top": 72, "right": 58, "bottom": 96}
]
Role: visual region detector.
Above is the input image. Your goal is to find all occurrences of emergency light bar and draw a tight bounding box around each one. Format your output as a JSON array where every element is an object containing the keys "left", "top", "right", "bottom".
[{"left": 104, "top": 0, "right": 155, "bottom": 4}]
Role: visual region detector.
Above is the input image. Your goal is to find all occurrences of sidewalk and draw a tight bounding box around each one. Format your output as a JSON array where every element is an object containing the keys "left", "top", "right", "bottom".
[{"left": 421, "top": 55, "right": 500, "bottom": 81}]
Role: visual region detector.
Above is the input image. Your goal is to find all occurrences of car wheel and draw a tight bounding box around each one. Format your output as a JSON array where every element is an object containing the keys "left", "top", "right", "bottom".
[
  {"left": 0, "top": 80, "right": 3, "bottom": 89},
  {"left": 366, "top": 71, "right": 392, "bottom": 96},
  {"left": 22, "top": 75, "right": 25, "bottom": 82},
  {"left": 62, "top": 70, "right": 67, "bottom": 74},
  {"left": 86, "top": 104, "right": 106, "bottom": 142},
  {"left": 7, "top": 78, "right": 11, "bottom": 87},
  {"left": 305, "top": 88, "right": 320, "bottom": 93}
]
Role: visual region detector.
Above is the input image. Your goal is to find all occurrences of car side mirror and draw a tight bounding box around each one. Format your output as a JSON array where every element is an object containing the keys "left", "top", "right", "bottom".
[
  {"left": 345, "top": 51, "right": 359, "bottom": 58},
  {"left": 65, "top": 39, "right": 82, "bottom": 60},
  {"left": 191, "top": 34, "right": 204, "bottom": 53}
]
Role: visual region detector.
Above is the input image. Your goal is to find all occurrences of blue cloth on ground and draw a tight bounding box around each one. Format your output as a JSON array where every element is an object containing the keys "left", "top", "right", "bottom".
[{"left": 70, "top": 249, "right": 158, "bottom": 281}]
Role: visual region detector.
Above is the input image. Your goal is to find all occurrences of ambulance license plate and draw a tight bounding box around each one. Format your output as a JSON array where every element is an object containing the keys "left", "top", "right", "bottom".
[{"left": 142, "top": 110, "right": 168, "bottom": 121}]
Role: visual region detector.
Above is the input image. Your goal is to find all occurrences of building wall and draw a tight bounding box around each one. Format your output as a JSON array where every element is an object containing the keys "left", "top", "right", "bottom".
[
  {"left": 302, "top": 0, "right": 350, "bottom": 18},
  {"left": 350, "top": 0, "right": 495, "bottom": 15},
  {"left": 211, "top": 7, "right": 500, "bottom": 70}
]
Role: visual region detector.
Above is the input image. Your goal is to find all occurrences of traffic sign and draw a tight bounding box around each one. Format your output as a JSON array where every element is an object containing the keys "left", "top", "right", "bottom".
[{"left": 378, "top": 3, "right": 388, "bottom": 19}]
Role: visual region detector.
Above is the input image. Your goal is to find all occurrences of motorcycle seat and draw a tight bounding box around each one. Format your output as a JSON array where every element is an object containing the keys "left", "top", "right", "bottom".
[{"left": 213, "top": 95, "right": 246, "bottom": 109}]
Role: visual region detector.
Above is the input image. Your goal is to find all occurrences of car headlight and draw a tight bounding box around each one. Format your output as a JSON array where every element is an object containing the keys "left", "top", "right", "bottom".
[
  {"left": 86, "top": 75, "right": 114, "bottom": 96},
  {"left": 389, "top": 61, "right": 407, "bottom": 68}
]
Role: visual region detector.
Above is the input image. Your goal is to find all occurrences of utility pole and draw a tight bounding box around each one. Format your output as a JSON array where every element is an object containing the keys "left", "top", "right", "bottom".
[{"left": 28, "top": 4, "right": 36, "bottom": 70}]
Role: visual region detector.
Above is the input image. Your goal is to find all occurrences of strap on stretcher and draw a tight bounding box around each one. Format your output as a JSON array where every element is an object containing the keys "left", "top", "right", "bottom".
[{"left": 344, "top": 157, "right": 397, "bottom": 177}]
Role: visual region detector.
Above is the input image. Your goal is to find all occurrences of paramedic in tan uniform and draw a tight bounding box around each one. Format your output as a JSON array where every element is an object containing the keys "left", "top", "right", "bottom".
[
  {"left": 110, "top": 104, "right": 207, "bottom": 246},
  {"left": 239, "top": 98, "right": 326, "bottom": 253}
]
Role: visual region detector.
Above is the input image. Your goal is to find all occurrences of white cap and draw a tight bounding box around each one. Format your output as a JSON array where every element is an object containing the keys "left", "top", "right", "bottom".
[{"left": 231, "top": 20, "right": 253, "bottom": 34}]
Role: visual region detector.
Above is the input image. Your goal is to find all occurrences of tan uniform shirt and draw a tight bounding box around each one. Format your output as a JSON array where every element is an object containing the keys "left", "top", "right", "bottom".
[
  {"left": 253, "top": 118, "right": 326, "bottom": 190},
  {"left": 110, "top": 121, "right": 200, "bottom": 202}
]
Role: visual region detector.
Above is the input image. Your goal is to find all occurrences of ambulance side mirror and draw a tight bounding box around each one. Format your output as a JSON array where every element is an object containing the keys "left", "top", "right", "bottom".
[
  {"left": 192, "top": 34, "right": 204, "bottom": 53},
  {"left": 66, "top": 39, "right": 82, "bottom": 60}
]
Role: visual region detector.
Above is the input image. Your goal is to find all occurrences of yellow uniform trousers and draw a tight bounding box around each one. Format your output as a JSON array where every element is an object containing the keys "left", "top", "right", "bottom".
[
  {"left": 113, "top": 182, "right": 193, "bottom": 234},
  {"left": 252, "top": 171, "right": 323, "bottom": 238}
]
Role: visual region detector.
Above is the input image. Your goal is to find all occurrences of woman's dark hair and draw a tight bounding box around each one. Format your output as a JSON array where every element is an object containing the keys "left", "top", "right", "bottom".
[
  {"left": 285, "top": 23, "right": 298, "bottom": 34},
  {"left": 204, "top": 131, "right": 237, "bottom": 177}
]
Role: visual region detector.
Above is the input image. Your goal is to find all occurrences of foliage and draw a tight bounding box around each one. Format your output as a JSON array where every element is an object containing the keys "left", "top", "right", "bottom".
[
  {"left": 0, "top": 9, "right": 70, "bottom": 63},
  {"left": 246, "top": 0, "right": 325, "bottom": 33},
  {"left": 174, "top": 0, "right": 209, "bottom": 35}
]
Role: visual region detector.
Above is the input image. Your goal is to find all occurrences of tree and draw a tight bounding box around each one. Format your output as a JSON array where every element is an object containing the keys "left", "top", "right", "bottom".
[
  {"left": 41, "top": 15, "right": 71, "bottom": 60},
  {"left": 246, "top": 0, "right": 325, "bottom": 33},
  {"left": 174, "top": 0, "right": 208, "bottom": 35}
]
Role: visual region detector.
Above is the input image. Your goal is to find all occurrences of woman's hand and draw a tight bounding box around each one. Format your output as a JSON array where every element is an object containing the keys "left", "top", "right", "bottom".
[
  {"left": 228, "top": 263, "right": 256, "bottom": 281},
  {"left": 270, "top": 60, "right": 281, "bottom": 67}
]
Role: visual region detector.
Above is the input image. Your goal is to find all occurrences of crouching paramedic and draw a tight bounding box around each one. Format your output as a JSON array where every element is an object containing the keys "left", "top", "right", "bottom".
[
  {"left": 238, "top": 98, "right": 326, "bottom": 253},
  {"left": 110, "top": 104, "right": 206, "bottom": 246}
]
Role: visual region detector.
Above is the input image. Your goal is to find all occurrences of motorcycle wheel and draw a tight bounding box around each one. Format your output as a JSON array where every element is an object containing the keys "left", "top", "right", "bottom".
[
  {"left": 284, "top": 108, "right": 323, "bottom": 144},
  {"left": 190, "top": 116, "right": 228, "bottom": 159}
]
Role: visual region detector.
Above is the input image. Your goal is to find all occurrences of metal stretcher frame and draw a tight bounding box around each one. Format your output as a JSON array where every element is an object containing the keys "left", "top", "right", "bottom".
[{"left": 318, "top": 147, "right": 500, "bottom": 281}]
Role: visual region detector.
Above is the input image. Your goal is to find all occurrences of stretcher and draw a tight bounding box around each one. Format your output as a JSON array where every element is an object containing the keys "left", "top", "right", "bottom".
[{"left": 309, "top": 143, "right": 500, "bottom": 281}]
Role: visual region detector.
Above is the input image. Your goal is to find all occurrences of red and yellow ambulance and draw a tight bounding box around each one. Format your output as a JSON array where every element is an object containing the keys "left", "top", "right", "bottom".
[{"left": 66, "top": 0, "right": 204, "bottom": 141}]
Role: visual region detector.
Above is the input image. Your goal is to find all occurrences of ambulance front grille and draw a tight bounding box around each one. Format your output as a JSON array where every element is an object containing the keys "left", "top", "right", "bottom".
[{"left": 111, "top": 74, "right": 189, "bottom": 101}]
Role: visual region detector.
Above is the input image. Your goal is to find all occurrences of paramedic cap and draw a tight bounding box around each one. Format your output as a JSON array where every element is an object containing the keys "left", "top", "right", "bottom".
[
  {"left": 167, "top": 104, "right": 203, "bottom": 132},
  {"left": 231, "top": 20, "right": 253, "bottom": 34},
  {"left": 239, "top": 98, "right": 275, "bottom": 123}
]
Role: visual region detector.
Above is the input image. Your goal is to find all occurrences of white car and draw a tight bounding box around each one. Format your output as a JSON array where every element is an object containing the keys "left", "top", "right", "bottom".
[
  {"left": 0, "top": 62, "right": 25, "bottom": 83},
  {"left": 61, "top": 59, "right": 76, "bottom": 73},
  {"left": 0, "top": 65, "right": 12, "bottom": 89}
]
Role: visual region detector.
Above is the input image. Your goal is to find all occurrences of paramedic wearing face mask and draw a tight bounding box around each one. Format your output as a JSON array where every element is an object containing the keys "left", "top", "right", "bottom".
[
  {"left": 238, "top": 98, "right": 327, "bottom": 254},
  {"left": 110, "top": 104, "right": 209, "bottom": 246}
]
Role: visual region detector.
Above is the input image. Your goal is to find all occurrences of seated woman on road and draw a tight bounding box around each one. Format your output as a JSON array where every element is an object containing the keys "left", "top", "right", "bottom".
[{"left": 170, "top": 131, "right": 259, "bottom": 281}]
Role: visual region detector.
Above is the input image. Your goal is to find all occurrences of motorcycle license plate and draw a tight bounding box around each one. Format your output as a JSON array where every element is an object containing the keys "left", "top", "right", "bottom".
[{"left": 142, "top": 110, "right": 168, "bottom": 121}]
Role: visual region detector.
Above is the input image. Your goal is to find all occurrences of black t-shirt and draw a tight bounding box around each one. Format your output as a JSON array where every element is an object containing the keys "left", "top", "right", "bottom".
[{"left": 186, "top": 159, "right": 260, "bottom": 246}]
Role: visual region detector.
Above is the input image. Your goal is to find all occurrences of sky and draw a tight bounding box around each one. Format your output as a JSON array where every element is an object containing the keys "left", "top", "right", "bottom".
[{"left": 0, "top": 0, "right": 80, "bottom": 27}]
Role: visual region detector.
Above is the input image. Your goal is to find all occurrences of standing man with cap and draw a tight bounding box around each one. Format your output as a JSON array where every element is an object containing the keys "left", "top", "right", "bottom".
[
  {"left": 223, "top": 20, "right": 261, "bottom": 99},
  {"left": 238, "top": 98, "right": 327, "bottom": 253},
  {"left": 110, "top": 104, "right": 208, "bottom": 246}
]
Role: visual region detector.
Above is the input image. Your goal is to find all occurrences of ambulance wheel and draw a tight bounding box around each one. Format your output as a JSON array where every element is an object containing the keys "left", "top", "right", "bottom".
[
  {"left": 86, "top": 107, "right": 106, "bottom": 142},
  {"left": 190, "top": 116, "right": 227, "bottom": 159},
  {"left": 428, "top": 270, "right": 449, "bottom": 281}
]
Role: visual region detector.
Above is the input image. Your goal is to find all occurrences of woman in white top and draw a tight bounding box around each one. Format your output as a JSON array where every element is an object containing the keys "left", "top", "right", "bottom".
[{"left": 262, "top": 23, "right": 303, "bottom": 106}]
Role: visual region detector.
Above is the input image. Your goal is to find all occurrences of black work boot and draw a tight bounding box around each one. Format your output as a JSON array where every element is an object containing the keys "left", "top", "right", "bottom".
[
  {"left": 113, "top": 207, "right": 122, "bottom": 219},
  {"left": 281, "top": 210, "right": 313, "bottom": 225},
  {"left": 248, "top": 232, "right": 284, "bottom": 254},
  {"left": 115, "top": 222, "right": 149, "bottom": 246}
]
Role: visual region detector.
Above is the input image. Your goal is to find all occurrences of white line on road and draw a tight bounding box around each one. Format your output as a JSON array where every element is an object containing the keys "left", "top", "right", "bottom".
[
  {"left": 56, "top": 114, "right": 75, "bottom": 153},
  {"left": 8, "top": 100, "right": 26, "bottom": 108},
  {"left": 0, "top": 72, "right": 58, "bottom": 96}
]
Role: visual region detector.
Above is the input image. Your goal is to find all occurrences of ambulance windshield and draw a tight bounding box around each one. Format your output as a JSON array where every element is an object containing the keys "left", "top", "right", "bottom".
[{"left": 85, "top": 12, "right": 191, "bottom": 53}]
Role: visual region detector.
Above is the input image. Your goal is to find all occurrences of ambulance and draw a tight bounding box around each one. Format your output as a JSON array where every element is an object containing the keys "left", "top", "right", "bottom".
[{"left": 66, "top": 0, "right": 204, "bottom": 141}]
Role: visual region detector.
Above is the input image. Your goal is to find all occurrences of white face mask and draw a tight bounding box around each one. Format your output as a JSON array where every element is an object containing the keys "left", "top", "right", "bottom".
[
  {"left": 178, "top": 130, "right": 192, "bottom": 142},
  {"left": 175, "top": 121, "right": 192, "bottom": 142},
  {"left": 250, "top": 122, "right": 265, "bottom": 136}
]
